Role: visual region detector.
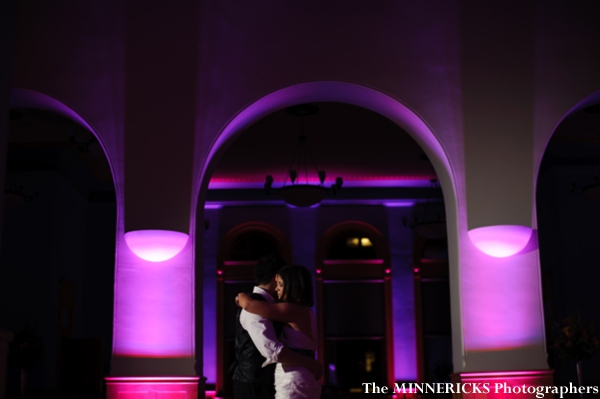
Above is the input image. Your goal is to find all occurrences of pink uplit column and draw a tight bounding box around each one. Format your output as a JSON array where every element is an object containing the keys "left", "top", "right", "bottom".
[
  {"left": 111, "top": 0, "right": 201, "bottom": 396},
  {"left": 456, "top": 1, "right": 552, "bottom": 394},
  {"left": 453, "top": 232, "right": 550, "bottom": 397},
  {"left": 460, "top": 245, "right": 546, "bottom": 363},
  {"left": 109, "top": 232, "right": 198, "bottom": 397},
  {"left": 114, "top": 231, "right": 193, "bottom": 360}
]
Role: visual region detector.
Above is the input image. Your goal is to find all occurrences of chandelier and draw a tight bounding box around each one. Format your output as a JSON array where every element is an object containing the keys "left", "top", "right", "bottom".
[{"left": 264, "top": 104, "right": 342, "bottom": 207}]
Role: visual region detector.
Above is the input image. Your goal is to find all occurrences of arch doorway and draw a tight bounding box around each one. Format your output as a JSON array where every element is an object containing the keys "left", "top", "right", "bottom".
[
  {"left": 215, "top": 222, "right": 292, "bottom": 397},
  {"left": 536, "top": 99, "right": 600, "bottom": 384},
  {"left": 315, "top": 221, "right": 393, "bottom": 395},
  {"left": 1, "top": 96, "right": 116, "bottom": 397},
  {"left": 197, "top": 82, "right": 458, "bottom": 394}
]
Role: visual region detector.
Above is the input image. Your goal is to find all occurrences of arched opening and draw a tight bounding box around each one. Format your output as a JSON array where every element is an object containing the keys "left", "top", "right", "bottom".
[
  {"left": 215, "top": 222, "right": 291, "bottom": 397},
  {"left": 315, "top": 221, "right": 393, "bottom": 395},
  {"left": 412, "top": 234, "right": 451, "bottom": 384},
  {"left": 196, "top": 82, "right": 459, "bottom": 396},
  {"left": 1, "top": 91, "right": 117, "bottom": 397},
  {"left": 536, "top": 96, "right": 600, "bottom": 385}
]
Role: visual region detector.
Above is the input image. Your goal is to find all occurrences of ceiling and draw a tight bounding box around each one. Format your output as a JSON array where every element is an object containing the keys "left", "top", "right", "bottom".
[
  {"left": 6, "top": 103, "right": 442, "bottom": 207},
  {"left": 6, "top": 102, "right": 599, "bottom": 207},
  {"left": 206, "top": 102, "right": 440, "bottom": 206},
  {"left": 7, "top": 108, "right": 114, "bottom": 202},
  {"left": 210, "top": 102, "right": 435, "bottom": 186}
]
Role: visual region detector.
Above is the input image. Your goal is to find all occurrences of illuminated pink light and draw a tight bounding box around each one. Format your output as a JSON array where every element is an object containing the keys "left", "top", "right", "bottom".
[
  {"left": 315, "top": 269, "right": 322, "bottom": 274},
  {"left": 413, "top": 268, "right": 419, "bottom": 273},
  {"left": 458, "top": 370, "right": 551, "bottom": 378},
  {"left": 210, "top": 175, "right": 433, "bottom": 183},
  {"left": 106, "top": 376, "right": 199, "bottom": 399},
  {"left": 124, "top": 230, "right": 189, "bottom": 262},
  {"left": 216, "top": 270, "right": 223, "bottom": 275},
  {"left": 385, "top": 268, "right": 392, "bottom": 274},
  {"left": 324, "top": 259, "right": 384, "bottom": 265},
  {"left": 461, "top": 246, "right": 545, "bottom": 351},
  {"left": 468, "top": 225, "right": 533, "bottom": 258},
  {"left": 383, "top": 201, "right": 415, "bottom": 207},
  {"left": 208, "top": 176, "right": 434, "bottom": 190},
  {"left": 285, "top": 201, "right": 321, "bottom": 209},
  {"left": 113, "top": 241, "right": 194, "bottom": 357},
  {"left": 454, "top": 370, "right": 554, "bottom": 394},
  {"left": 105, "top": 376, "right": 200, "bottom": 383}
]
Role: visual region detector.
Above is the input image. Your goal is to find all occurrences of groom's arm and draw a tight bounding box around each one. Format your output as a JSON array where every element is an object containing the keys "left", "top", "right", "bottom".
[
  {"left": 240, "top": 309, "right": 323, "bottom": 379},
  {"left": 240, "top": 308, "right": 282, "bottom": 362}
]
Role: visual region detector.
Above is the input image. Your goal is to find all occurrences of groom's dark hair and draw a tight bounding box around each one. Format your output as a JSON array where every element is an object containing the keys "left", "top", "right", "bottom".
[
  {"left": 277, "top": 264, "right": 314, "bottom": 307},
  {"left": 255, "top": 254, "right": 286, "bottom": 286}
]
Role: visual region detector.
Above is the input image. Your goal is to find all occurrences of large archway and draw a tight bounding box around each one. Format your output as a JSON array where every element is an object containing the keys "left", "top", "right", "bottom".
[
  {"left": 535, "top": 92, "right": 600, "bottom": 386},
  {"left": 195, "top": 81, "right": 461, "bottom": 393},
  {"left": 2, "top": 89, "right": 117, "bottom": 396}
]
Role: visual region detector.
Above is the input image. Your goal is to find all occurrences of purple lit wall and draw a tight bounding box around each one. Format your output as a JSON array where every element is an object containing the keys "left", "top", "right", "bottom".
[
  {"left": 458, "top": 239, "right": 546, "bottom": 370},
  {"left": 113, "top": 239, "right": 195, "bottom": 359},
  {"left": 201, "top": 208, "right": 221, "bottom": 383},
  {"left": 386, "top": 206, "right": 418, "bottom": 381},
  {"left": 289, "top": 208, "right": 318, "bottom": 268}
]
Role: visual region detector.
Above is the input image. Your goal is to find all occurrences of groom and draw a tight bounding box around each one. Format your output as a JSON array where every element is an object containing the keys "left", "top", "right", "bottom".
[{"left": 231, "top": 254, "right": 322, "bottom": 399}]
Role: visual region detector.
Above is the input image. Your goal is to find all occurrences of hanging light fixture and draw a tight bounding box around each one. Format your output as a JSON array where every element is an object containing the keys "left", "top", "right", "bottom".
[{"left": 264, "top": 104, "right": 342, "bottom": 207}]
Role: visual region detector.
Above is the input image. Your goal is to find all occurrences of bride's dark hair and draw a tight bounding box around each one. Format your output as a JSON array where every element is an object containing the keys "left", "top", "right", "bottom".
[{"left": 277, "top": 264, "right": 314, "bottom": 307}]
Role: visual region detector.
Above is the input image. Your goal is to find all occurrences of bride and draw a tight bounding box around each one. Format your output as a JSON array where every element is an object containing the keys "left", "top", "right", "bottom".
[{"left": 237, "top": 264, "right": 321, "bottom": 399}]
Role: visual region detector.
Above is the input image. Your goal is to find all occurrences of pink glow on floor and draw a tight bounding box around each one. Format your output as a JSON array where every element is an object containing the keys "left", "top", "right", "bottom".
[
  {"left": 105, "top": 376, "right": 200, "bottom": 399},
  {"left": 453, "top": 370, "right": 554, "bottom": 398}
]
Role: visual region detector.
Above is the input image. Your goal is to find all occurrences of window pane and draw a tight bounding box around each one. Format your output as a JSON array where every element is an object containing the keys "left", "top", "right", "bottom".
[
  {"left": 421, "top": 281, "right": 451, "bottom": 334},
  {"left": 327, "top": 231, "right": 378, "bottom": 259},
  {"left": 324, "top": 339, "right": 387, "bottom": 391},
  {"left": 230, "top": 231, "right": 279, "bottom": 261},
  {"left": 323, "top": 282, "right": 385, "bottom": 337}
]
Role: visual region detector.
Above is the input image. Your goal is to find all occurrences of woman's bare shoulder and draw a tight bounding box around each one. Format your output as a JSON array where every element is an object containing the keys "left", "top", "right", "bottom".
[{"left": 271, "top": 302, "right": 311, "bottom": 322}]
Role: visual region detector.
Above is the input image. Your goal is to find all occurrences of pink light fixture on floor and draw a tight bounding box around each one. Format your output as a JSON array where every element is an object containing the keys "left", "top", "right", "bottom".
[
  {"left": 124, "top": 229, "right": 189, "bottom": 262},
  {"left": 468, "top": 225, "right": 533, "bottom": 258},
  {"left": 106, "top": 376, "right": 200, "bottom": 399}
]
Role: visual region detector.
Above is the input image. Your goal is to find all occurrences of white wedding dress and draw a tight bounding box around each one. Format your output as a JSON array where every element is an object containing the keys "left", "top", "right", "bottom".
[{"left": 275, "top": 310, "right": 321, "bottom": 399}]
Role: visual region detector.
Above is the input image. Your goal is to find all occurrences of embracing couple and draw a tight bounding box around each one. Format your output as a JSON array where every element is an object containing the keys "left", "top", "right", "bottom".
[{"left": 231, "top": 254, "right": 323, "bottom": 399}]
